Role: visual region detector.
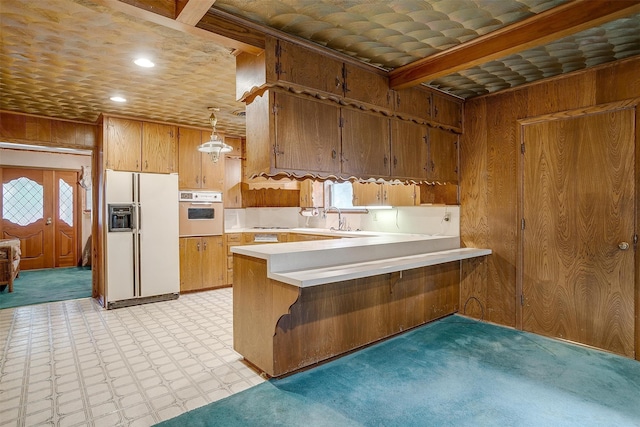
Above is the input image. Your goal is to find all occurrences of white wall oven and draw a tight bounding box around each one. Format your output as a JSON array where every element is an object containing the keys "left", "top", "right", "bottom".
[{"left": 178, "top": 191, "right": 223, "bottom": 236}]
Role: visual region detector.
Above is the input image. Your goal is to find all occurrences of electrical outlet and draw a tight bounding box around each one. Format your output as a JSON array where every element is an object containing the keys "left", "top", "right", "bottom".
[
  {"left": 372, "top": 212, "right": 378, "bottom": 221},
  {"left": 443, "top": 212, "right": 451, "bottom": 222}
]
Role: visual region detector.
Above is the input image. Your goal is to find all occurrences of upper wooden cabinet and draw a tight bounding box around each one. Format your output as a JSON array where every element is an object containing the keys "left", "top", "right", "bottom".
[
  {"left": 390, "top": 119, "right": 429, "bottom": 180},
  {"left": 428, "top": 128, "right": 458, "bottom": 183},
  {"left": 343, "top": 63, "right": 392, "bottom": 109},
  {"left": 224, "top": 157, "right": 242, "bottom": 208},
  {"left": 142, "top": 122, "right": 177, "bottom": 173},
  {"left": 299, "top": 179, "right": 324, "bottom": 208},
  {"left": 341, "top": 108, "right": 390, "bottom": 178},
  {"left": 237, "top": 36, "right": 391, "bottom": 110},
  {"left": 352, "top": 182, "right": 418, "bottom": 206},
  {"left": 393, "top": 87, "right": 432, "bottom": 122},
  {"left": 432, "top": 92, "right": 463, "bottom": 130},
  {"left": 103, "top": 116, "right": 176, "bottom": 173},
  {"left": 224, "top": 136, "right": 243, "bottom": 158},
  {"left": 272, "top": 38, "right": 344, "bottom": 98},
  {"left": 177, "top": 127, "right": 224, "bottom": 190}
]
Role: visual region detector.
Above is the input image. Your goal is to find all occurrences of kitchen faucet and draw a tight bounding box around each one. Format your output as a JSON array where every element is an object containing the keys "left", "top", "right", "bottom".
[{"left": 328, "top": 206, "right": 347, "bottom": 231}]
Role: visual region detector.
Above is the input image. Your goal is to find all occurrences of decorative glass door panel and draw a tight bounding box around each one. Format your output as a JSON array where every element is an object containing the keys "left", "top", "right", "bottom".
[{"left": 1, "top": 168, "right": 79, "bottom": 270}]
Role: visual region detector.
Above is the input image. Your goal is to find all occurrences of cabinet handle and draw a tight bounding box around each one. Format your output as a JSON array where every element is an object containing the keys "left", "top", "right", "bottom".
[
  {"left": 431, "top": 160, "right": 435, "bottom": 172},
  {"left": 195, "top": 176, "right": 199, "bottom": 184},
  {"left": 335, "top": 77, "right": 342, "bottom": 89},
  {"left": 332, "top": 149, "right": 337, "bottom": 159},
  {"left": 393, "top": 156, "right": 398, "bottom": 167},
  {"left": 144, "top": 160, "right": 148, "bottom": 169},
  {"left": 204, "top": 241, "right": 207, "bottom": 250},
  {"left": 434, "top": 106, "right": 439, "bottom": 117},
  {"left": 136, "top": 160, "right": 139, "bottom": 169},
  {"left": 384, "top": 156, "right": 388, "bottom": 167},
  {"left": 384, "top": 190, "right": 388, "bottom": 202},
  {"left": 203, "top": 176, "right": 207, "bottom": 184},
  {"left": 197, "top": 242, "right": 200, "bottom": 251}
]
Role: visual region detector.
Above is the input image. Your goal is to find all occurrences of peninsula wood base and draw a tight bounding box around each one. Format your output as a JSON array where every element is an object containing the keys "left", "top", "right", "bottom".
[{"left": 233, "top": 254, "right": 460, "bottom": 377}]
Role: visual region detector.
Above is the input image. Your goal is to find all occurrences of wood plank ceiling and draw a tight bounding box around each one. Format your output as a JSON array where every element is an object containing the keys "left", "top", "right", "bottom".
[{"left": 1, "top": 0, "right": 639, "bottom": 135}]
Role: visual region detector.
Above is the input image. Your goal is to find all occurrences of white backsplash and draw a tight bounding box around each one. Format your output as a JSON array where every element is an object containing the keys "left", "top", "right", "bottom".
[{"left": 225, "top": 206, "right": 459, "bottom": 236}]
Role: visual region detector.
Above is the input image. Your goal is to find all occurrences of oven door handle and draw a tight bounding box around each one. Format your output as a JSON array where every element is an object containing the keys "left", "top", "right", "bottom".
[{"left": 189, "top": 202, "right": 213, "bottom": 206}]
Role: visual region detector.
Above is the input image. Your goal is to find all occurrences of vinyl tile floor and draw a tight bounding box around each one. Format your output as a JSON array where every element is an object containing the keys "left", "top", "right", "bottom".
[{"left": 0, "top": 288, "right": 265, "bottom": 427}]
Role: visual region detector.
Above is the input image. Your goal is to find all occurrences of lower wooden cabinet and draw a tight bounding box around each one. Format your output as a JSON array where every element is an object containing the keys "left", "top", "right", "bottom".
[
  {"left": 225, "top": 233, "right": 242, "bottom": 285},
  {"left": 179, "top": 236, "right": 225, "bottom": 292}
]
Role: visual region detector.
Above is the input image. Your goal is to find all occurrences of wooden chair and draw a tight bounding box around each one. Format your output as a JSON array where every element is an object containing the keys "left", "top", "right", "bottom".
[{"left": 0, "top": 239, "right": 21, "bottom": 293}]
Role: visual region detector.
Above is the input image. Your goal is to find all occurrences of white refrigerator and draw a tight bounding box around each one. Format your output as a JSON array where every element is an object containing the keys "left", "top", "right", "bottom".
[{"left": 104, "top": 170, "right": 180, "bottom": 309}]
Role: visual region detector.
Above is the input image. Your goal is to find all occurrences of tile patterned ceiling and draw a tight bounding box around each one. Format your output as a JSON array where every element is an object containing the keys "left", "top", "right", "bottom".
[
  {"left": 0, "top": 0, "right": 247, "bottom": 135},
  {"left": 1, "top": 0, "right": 639, "bottom": 138}
]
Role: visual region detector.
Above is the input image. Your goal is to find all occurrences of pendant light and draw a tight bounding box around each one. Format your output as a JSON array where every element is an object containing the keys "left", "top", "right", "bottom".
[{"left": 197, "top": 107, "right": 232, "bottom": 163}]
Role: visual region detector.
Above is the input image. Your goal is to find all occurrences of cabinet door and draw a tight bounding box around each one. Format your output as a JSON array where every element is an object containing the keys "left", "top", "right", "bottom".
[
  {"left": 277, "top": 39, "right": 344, "bottom": 97},
  {"left": 390, "top": 120, "right": 428, "bottom": 180},
  {"left": 142, "top": 122, "right": 177, "bottom": 173},
  {"left": 343, "top": 64, "right": 392, "bottom": 109},
  {"left": 274, "top": 93, "right": 341, "bottom": 174},
  {"left": 224, "top": 157, "right": 242, "bottom": 208},
  {"left": 224, "top": 136, "right": 243, "bottom": 158},
  {"left": 178, "top": 127, "right": 204, "bottom": 189},
  {"left": 299, "top": 179, "right": 324, "bottom": 208},
  {"left": 394, "top": 87, "right": 432, "bottom": 120},
  {"left": 352, "top": 182, "right": 383, "bottom": 206},
  {"left": 201, "top": 151, "right": 225, "bottom": 190},
  {"left": 432, "top": 93, "right": 463, "bottom": 129},
  {"left": 428, "top": 128, "right": 458, "bottom": 183},
  {"left": 201, "top": 236, "right": 226, "bottom": 288},
  {"left": 179, "top": 238, "right": 202, "bottom": 292},
  {"left": 105, "top": 117, "right": 141, "bottom": 171},
  {"left": 383, "top": 183, "right": 417, "bottom": 206},
  {"left": 341, "top": 109, "right": 390, "bottom": 178}
]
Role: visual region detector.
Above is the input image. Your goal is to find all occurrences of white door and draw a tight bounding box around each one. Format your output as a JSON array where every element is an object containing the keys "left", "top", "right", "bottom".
[{"left": 138, "top": 173, "right": 179, "bottom": 296}]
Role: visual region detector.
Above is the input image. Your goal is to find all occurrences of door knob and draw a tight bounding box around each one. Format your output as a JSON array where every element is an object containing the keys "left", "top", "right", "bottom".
[
  {"left": 46, "top": 217, "right": 52, "bottom": 225},
  {"left": 619, "top": 242, "right": 630, "bottom": 250}
]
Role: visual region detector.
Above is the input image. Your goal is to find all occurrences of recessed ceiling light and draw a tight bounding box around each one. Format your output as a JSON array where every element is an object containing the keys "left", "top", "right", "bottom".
[
  {"left": 110, "top": 96, "right": 127, "bottom": 103},
  {"left": 134, "top": 58, "right": 155, "bottom": 68}
]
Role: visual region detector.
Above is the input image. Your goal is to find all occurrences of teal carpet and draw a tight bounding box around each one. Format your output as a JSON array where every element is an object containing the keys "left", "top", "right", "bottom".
[
  {"left": 0, "top": 267, "right": 92, "bottom": 309},
  {"left": 158, "top": 315, "right": 640, "bottom": 427}
]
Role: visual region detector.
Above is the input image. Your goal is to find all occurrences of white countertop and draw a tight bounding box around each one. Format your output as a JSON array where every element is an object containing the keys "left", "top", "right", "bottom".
[{"left": 230, "top": 229, "right": 491, "bottom": 288}]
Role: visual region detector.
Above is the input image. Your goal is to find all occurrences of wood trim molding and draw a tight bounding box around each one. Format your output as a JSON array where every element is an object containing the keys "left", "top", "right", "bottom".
[
  {"left": 517, "top": 97, "right": 640, "bottom": 125},
  {"left": 390, "top": 0, "right": 640, "bottom": 90},
  {"left": 176, "top": 0, "right": 217, "bottom": 26}
]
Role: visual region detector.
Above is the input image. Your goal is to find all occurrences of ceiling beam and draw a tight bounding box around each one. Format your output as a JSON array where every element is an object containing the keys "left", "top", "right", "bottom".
[
  {"left": 176, "top": 0, "right": 217, "bottom": 26},
  {"left": 389, "top": 0, "right": 640, "bottom": 90},
  {"left": 91, "top": 0, "right": 262, "bottom": 54}
]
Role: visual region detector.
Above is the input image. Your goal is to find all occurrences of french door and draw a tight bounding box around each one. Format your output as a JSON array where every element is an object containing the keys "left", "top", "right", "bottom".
[
  {"left": 1, "top": 168, "right": 80, "bottom": 270},
  {"left": 521, "top": 108, "right": 635, "bottom": 357}
]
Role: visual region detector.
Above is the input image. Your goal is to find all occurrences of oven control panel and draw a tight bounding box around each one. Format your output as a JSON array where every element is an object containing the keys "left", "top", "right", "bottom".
[{"left": 179, "top": 191, "right": 222, "bottom": 202}]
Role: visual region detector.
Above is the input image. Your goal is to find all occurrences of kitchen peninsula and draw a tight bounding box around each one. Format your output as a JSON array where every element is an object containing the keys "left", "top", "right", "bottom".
[{"left": 231, "top": 232, "right": 490, "bottom": 377}]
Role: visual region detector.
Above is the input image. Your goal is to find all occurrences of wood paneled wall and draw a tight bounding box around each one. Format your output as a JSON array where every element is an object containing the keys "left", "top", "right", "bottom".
[
  {"left": 0, "top": 111, "right": 96, "bottom": 149},
  {"left": 459, "top": 57, "right": 640, "bottom": 332}
]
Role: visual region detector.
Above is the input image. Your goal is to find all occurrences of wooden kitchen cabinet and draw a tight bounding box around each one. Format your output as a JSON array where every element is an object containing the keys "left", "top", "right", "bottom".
[
  {"left": 225, "top": 233, "right": 242, "bottom": 285},
  {"left": 390, "top": 119, "right": 429, "bottom": 180},
  {"left": 224, "top": 157, "right": 242, "bottom": 208},
  {"left": 142, "top": 122, "right": 177, "bottom": 173},
  {"left": 104, "top": 116, "right": 176, "bottom": 173},
  {"left": 299, "top": 179, "right": 324, "bottom": 208},
  {"left": 246, "top": 90, "right": 341, "bottom": 177},
  {"left": 273, "top": 38, "right": 344, "bottom": 98},
  {"left": 343, "top": 63, "right": 392, "bottom": 109},
  {"left": 432, "top": 92, "right": 463, "bottom": 130},
  {"left": 179, "top": 236, "right": 225, "bottom": 292},
  {"left": 104, "top": 116, "right": 141, "bottom": 171},
  {"left": 224, "top": 136, "right": 243, "bottom": 158},
  {"left": 393, "top": 86, "right": 432, "bottom": 121},
  {"left": 428, "top": 128, "right": 458, "bottom": 183},
  {"left": 178, "top": 127, "right": 224, "bottom": 190},
  {"left": 341, "top": 109, "right": 390, "bottom": 178},
  {"left": 352, "top": 182, "right": 417, "bottom": 206}
]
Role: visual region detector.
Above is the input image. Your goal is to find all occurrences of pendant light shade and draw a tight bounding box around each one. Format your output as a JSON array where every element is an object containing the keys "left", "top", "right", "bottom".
[{"left": 197, "top": 108, "right": 232, "bottom": 163}]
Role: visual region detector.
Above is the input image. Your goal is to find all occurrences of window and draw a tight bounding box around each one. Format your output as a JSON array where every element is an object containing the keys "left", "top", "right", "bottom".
[{"left": 2, "top": 177, "right": 44, "bottom": 226}]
